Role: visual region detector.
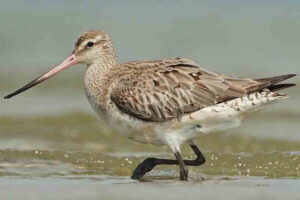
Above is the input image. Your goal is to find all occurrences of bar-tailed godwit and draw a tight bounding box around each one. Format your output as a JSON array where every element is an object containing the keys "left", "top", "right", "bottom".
[{"left": 4, "top": 30, "right": 296, "bottom": 181}]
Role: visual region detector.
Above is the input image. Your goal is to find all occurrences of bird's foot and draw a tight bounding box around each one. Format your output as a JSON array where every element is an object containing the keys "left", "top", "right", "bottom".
[{"left": 131, "top": 158, "right": 157, "bottom": 180}]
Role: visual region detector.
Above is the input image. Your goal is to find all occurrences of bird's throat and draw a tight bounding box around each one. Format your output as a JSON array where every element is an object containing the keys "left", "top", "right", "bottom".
[{"left": 84, "top": 59, "right": 118, "bottom": 114}]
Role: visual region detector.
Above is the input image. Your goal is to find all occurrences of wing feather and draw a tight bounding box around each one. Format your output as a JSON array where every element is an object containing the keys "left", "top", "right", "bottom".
[{"left": 111, "top": 58, "right": 260, "bottom": 122}]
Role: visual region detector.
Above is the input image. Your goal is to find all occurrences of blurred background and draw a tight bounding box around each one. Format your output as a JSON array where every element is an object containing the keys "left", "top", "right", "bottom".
[{"left": 0, "top": 1, "right": 300, "bottom": 199}]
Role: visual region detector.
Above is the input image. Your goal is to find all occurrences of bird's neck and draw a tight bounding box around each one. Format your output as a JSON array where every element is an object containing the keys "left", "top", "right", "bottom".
[{"left": 84, "top": 56, "right": 119, "bottom": 114}]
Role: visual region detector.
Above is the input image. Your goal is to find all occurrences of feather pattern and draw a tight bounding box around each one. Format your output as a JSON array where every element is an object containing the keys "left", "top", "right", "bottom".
[
  {"left": 77, "top": 30, "right": 296, "bottom": 149},
  {"left": 110, "top": 58, "right": 263, "bottom": 122}
]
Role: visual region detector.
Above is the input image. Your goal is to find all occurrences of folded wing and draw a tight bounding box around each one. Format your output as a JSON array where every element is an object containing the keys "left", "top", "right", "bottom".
[{"left": 111, "top": 59, "right": 266, "bottom": 122}]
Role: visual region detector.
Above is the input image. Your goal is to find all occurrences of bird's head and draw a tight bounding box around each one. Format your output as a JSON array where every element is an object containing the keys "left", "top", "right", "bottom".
[
  {"left": 4, "top": 30, "right": 115, "bottom": 99},
  {"left": 74, "top": 30, "right": 116, "bottom": 66}
]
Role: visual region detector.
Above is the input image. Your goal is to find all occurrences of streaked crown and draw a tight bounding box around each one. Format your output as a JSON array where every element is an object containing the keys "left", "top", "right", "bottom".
[{"left": 73, "top": 30, "right": 116, "bottom": 65}]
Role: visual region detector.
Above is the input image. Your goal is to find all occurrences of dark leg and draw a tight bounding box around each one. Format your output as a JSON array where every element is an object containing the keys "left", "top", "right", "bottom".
[
  {"left": 174, "top": 151, "right": 188, "bottom": 180},
  {"left": 131, "top": 143, "right": 206, "bottom": 180}
]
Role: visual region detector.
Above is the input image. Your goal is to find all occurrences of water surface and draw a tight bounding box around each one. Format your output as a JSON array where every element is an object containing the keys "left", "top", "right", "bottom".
[
  {"left": 1, "top": 1, "right": 300, "bottom": 199},
  {"left": 0, "top": 111, "right": 299, "bottom": 200}
]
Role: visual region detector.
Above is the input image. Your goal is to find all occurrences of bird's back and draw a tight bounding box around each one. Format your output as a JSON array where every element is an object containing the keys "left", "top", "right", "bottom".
[{"left": 110, "top": 58, "right": 295, "bottom": 122}]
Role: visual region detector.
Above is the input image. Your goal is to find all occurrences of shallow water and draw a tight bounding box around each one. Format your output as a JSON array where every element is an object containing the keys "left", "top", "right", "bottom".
[
  {"left": 0, "top": 111, "right": 300, "bottom": 200},
  {"left": 0, "top": 79, "right": 300, "bottom": 200},
  {"left": 1, "top": 1, "right": 300, "bottom": 199},
  {"left": 1, "top": 177, "right": 300, "bottom": 200}
]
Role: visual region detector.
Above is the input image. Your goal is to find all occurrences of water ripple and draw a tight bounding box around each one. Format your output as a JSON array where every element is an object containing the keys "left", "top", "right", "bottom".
[{"left": 0, "top": 149, "right": 299, "bottom": 179}]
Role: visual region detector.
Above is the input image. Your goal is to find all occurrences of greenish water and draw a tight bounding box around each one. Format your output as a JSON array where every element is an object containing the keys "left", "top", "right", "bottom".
[
  {"left": 0, "top": 111, "right": 300, "bottom": 200},
  {"left": 1, "top": 0, "right": 300, "bottom": 199}
]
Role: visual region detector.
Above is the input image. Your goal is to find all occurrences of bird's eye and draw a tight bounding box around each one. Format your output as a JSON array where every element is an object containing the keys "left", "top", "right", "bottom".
[{"left": 87, "top": 41, "right": 94, "bottom": 47}]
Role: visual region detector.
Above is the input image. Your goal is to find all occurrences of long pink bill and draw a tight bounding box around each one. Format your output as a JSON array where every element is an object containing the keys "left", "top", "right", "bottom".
[{"left": 4, "top": 53, "right": 78, "bottom": 99}]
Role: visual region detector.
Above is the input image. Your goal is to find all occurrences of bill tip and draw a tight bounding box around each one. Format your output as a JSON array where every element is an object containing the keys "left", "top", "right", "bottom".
[{"left": 4, "top": 94, "right": 12, "bottom": 99}]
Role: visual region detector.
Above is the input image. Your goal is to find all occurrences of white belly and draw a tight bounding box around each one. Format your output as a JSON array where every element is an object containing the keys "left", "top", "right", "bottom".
[
  {"left": 103, "top": 103, "right": 242, "bottom": 153},
  {"left": 92, "top": 91, "right": 287, "bottom": 152}
]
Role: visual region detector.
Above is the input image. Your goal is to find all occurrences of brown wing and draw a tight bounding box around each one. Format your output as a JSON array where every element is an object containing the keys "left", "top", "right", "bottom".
[{"left": 111, "top": 58, "right": 260, "bottom": 122}]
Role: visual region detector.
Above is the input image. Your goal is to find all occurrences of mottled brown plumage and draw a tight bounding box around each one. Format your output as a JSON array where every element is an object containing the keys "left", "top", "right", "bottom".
[
  {"left": 110, "top": 58, "right": 285, "bottom": 122},
  {"left": 5, "top": 30, "right": 295, "bottom": 123},
  {"left": 4, "top": 30, "right": 296, "bottom": 181}
]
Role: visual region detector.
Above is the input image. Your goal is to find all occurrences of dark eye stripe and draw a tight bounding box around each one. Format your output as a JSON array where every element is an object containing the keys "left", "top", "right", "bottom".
[{"left": 76, "top": 40, "right": 107, "bottom": 55}]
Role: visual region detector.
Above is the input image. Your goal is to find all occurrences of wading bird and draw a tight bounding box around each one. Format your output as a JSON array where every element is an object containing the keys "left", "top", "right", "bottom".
[{"left": 4, "top": 30, "right": 296, "bottom": 181}]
